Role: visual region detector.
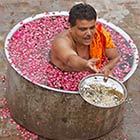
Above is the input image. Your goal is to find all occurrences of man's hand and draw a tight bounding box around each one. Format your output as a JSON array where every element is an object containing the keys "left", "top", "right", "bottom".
[
  {"left": 101, "top": 66, "right": 112, "bottom": 82},
  {"left": 86, "top": 58, "right": 100, "bottom": 73}
]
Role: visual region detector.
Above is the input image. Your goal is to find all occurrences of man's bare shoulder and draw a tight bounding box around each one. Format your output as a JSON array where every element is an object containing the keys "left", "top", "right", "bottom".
[
  {"left": 50, "top": 30, "right": 77, "bottom": 67},
  {"left": 52, "top": 30, "right": 72, "bottom": 47}
]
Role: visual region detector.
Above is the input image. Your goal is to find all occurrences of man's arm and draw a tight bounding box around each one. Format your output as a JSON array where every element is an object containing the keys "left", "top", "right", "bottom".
[
  {"left": 99, "top": 26, "right": 120, "bottom": 80},
  {"left": 51, "top": 37, "right": 99, "bottom": 72},
  {"left": 66, "top": 55, "right": 99, "bottom": 72},
  {"left": 103, "top": 47, "right": 120, "bottom": 80}
]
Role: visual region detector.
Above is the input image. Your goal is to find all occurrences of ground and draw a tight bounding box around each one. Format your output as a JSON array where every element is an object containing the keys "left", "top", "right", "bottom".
[{"left": 0, "top": 0, "right": 140, "bottom": 140}]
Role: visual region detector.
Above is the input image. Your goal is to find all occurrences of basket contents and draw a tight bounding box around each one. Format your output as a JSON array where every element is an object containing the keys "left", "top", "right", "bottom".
[{"left": 80, "top": 83, "right": 124, "bottom": 107}]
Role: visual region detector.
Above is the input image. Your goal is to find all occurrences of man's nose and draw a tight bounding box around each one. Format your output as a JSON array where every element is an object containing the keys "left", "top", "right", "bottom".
[{"left": 86, "top": 29, "right": 92, "bottom": 35}]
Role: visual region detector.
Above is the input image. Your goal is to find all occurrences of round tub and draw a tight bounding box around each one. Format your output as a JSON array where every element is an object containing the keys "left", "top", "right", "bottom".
[{"left": 6, "top": 64, "right": 127, "bottom": 140}]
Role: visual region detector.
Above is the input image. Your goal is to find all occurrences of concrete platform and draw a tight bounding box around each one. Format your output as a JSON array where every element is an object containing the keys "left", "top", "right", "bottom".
[{"left": 0, "top": 0, "right": 140, "bottom": 140}]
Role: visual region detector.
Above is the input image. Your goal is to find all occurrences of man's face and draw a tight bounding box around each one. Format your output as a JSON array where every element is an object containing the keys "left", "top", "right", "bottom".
[{"left": 71, "top": 19, "right": 96, "bottom": 46}]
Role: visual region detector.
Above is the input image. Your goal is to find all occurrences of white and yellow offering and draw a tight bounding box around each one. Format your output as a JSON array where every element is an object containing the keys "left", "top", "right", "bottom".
[{"left": 79, "top": 74, "right": 127, "bottom": 108}]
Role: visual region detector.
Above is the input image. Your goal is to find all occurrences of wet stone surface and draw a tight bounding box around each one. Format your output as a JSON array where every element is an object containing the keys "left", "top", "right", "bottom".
[{"left": 0, "top": 0, "right": 140, "bottom": 140}]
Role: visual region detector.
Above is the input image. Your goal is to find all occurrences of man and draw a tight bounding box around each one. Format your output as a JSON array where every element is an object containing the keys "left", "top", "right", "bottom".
[{"left": 50, "top": 3, "right": 120, "bottom": 80}]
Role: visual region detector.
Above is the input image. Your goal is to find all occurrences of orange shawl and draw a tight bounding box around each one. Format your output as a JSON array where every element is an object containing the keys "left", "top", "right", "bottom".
[{"left": 90, "top": 23, "right": 115, "bottom": 68}]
